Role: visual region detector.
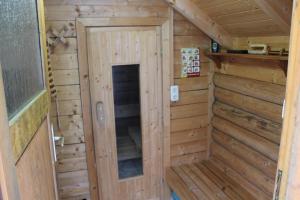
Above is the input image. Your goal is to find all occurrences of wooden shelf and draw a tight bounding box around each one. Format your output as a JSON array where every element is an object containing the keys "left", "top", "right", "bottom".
[
  {"left": 206, "top": 52, "right": 289, "bottom": 76},
  {"left": 206, "top": 52, "right": 288, "bottom": 61}
]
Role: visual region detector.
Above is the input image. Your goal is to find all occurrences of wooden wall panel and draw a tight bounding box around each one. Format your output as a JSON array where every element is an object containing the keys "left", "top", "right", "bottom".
[
  {"left": 214, "top": 73, "right": 285, "bottom": 104},
  {"left": 170, "top": 11, "right": 211, "bottom": 166},
  {"left": 16, "top": 119, "right": 56, "bottom": 200},
  {"left": 191, "top": 0, "right": 288, "bottom": 36},
  {"left": 45, "top": 1, "right": 171, "bottom": 199},
  {"left": 215, "top": 87, "right": 282, "bottom": 123},
  {"left": 46, "top": 2, "right": 212, "bottom": 198},
  {"left": 215, "top": 59, "right": 287, "bottom": 85},
  {"left": 45, "top": 5, "right": 168, "bottom": 20},
  {"left": 213, "top": 102, "right": 281, "bottom": 144},
  {"left": 211, "top": 63, "right": 286, "bottom": 199},
  {"left": 233, "top": 36, "right": 290, "bottom": 51}
]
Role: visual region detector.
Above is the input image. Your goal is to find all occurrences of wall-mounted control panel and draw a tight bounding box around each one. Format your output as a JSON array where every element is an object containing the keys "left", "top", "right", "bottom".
[{"left": 170, "top": 85, "right": 179, "bottom": 102}]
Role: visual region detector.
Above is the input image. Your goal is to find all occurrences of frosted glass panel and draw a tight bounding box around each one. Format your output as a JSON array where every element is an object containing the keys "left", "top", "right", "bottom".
[{"left": 0, "top": 0, "right": 44, "bottom": 118}]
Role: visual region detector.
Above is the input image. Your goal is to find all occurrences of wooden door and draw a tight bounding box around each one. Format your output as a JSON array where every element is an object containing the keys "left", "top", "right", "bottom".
[
  {"left": 87, "top": 26, "right": 163, "bottom": 200},
  {"left": 0, "top": 0, "right": 58, "bottom": 199},
  {"left": 0, "top": 68, "right": 58, "bottom": 200}
]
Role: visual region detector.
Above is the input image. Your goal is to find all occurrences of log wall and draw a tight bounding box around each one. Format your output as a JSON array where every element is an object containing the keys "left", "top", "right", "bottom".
[
  {"left": 45, "top": 1, "right": 211, "bottom": 199},
  {"left": 211, "top": 58, "right": 287, "bottom": 199},
  {"left": 170, "top": 12, "right": 211, "bottom": 166}
]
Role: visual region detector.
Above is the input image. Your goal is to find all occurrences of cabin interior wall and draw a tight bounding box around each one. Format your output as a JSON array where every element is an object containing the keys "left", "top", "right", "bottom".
[
  {"left": 45, "top": 0, "right": 213, "bottom": 196},
  {"left": 233, "top": 36, "right": 290, "bottom": 51},
  {"left": 210, "top": 52, "right": 287, "bottom": 198},
  {"left": 44, "top": 0, "right": 291, "bottom": 198},
  {"left": 170, "top": 11, "right": 211, "bottom": 166},
  {"left": 45, "top": 1, "right": 181, "bottom": 199}
]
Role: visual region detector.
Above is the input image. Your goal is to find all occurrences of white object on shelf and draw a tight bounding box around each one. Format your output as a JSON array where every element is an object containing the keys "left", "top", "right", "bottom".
[
  {"left": 170, "top": 85, "right": 179, "bottom": 102},
  {"left": 248, "top": 44, "right": 268, "bottom": 55}
]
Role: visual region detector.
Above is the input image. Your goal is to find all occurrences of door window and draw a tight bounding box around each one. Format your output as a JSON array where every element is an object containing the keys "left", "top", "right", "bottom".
[
  {"left": 0, "top": 0, "right": 44, "bottom": 119},
  {"left": 112, "top": 64, "right": 143, "bottom": 179}
]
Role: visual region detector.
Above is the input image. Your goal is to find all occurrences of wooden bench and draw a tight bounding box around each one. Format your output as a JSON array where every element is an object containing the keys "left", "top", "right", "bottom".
[
  {"left": 128, "top": 126, "right": 142, "bottom": 150},
  {"left": 166, "top": 159, "right": 266, "bottom": 200},
  {"left": 117, "top": 136, "right": 141, "bottom": 161}
]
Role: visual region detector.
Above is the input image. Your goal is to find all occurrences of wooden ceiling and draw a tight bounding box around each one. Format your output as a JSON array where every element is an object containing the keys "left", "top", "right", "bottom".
[
  {"left": 191, "top": 0, "right": 291, "bottom": 37},
  {"left": 166, "top": 0, "right": 293, "bottom": 48}
]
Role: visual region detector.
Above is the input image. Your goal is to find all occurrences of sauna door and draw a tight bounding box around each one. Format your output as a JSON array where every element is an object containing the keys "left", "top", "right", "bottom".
[{"left": 87, "top": 27, "right": 163, "bottom": 199}]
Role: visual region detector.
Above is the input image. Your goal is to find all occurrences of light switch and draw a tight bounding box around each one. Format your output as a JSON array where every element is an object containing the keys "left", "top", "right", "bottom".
[{"left": 170, "top": 85, "right": 179, "bottom": 102}]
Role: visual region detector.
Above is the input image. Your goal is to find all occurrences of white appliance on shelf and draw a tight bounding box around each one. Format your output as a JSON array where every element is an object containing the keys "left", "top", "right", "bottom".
[{"left": 248, "top": 44, "right": 269, "bottom": 55}]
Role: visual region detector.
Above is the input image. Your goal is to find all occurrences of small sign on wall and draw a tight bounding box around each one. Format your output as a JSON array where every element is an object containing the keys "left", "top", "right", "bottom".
[{"left": 181, "top": 48, "right": 200, "bottom": 78}]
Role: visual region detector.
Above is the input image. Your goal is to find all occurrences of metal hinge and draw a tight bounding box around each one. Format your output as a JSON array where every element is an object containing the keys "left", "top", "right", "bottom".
[{"left": 274, "top": 169, "right": 283, "bottom": 200}]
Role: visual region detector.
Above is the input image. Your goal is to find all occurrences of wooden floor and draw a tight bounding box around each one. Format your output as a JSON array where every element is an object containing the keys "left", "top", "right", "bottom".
[{"left": 166, "top": 160, "right": 259, "bottom": 200}]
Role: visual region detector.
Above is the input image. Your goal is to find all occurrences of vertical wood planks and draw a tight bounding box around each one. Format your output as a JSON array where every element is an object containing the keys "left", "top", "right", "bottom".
[{"left": 170, "top": 11, "right": 211, "bottom": 166}]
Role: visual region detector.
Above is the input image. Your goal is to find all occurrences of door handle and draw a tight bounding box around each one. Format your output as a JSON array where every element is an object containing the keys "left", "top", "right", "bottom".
[
  {"left": 96, "top": 101, "right": 105, "bottom": 124},
  {"left": 50, "top": 124, "right": 64, "bottom": 162},
  {"left": 54, "top": 136, "right": 64, "bottom": 147},
  {"left": 50, "top": 124, "right": 58, "bottom": 162}
]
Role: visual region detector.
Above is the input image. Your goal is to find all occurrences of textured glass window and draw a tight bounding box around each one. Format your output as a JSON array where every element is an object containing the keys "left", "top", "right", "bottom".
[{"left": 0, "top": 0, "right": 44, "bottom": 118}]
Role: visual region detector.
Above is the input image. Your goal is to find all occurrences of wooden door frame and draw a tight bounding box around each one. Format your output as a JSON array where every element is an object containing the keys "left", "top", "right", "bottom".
[
  {"left": 275, "top": 1, "right": 300, "bottom": 199},
  {"left": 76, "top": 13, "right": 173, "bottom": 200}
]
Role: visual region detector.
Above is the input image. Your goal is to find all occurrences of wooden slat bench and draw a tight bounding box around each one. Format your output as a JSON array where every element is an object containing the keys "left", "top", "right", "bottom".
[
  {"left": 117, "top": 136, "right": 141, "bottom": 161},
  {"left": 166, "top": 159, "right": 264, "bottom": 200}
]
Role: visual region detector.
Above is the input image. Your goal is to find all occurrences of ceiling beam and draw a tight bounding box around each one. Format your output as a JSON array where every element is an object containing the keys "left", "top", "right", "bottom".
[
  {"left": 253, "top": 0, "right": 293, "bottom": 34},
  {"left": 165, "top": 0, "right": 234, "bottom": 49}
]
